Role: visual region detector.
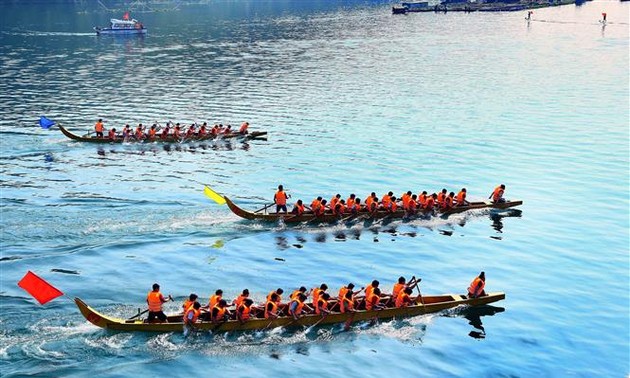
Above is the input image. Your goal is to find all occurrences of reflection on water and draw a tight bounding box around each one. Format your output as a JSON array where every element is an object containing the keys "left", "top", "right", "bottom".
[
  {"left": 490, "top": 209, "right": 523, "bottom": 233},
  {"left": 447, "top": 305, "right": 506, "bottom": 339}
]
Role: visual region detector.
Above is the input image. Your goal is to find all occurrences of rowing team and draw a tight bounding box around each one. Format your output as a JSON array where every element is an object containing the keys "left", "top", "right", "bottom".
[
  {"left": 93, "top": 119, "right": 250, "bottom": 141},
  {"left": 145, "top": 272, "right": 487, "bottom": 326},
  {"left": 273, "top": 184, "right": 507, "bottom": 216}
]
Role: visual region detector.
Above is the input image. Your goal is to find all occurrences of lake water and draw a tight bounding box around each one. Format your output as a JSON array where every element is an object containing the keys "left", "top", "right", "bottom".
[{"left": 0, "top": 0, "right": 628, "bottom": 376}]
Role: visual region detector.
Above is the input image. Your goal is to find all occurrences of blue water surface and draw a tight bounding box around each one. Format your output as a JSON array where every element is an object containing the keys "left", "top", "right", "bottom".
[{"left": 0, "top": 0, "right": 628, "bottom": 377}]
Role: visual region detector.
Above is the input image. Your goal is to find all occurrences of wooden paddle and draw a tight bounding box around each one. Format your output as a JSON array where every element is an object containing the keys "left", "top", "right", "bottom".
[
  {"left": 305, "top": 313, "right": 328, "bottom": 333},
  {"left": 413, "top": 277, "right": 425, "bottom": 306},
  {"left": 254, "top": 203, "right": 275, "bottom": 213},
  {"left": 128, "top": 294, "right": 172, "bottom": 320}
]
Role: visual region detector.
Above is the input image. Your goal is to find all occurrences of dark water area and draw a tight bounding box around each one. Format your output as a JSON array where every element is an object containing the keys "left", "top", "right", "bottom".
[{"left": 1, "top": 0, "right": 629, "bottom": 377}]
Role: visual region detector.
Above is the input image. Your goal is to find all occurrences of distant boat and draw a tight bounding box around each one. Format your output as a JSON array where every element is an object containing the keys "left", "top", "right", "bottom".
[{"left": 94, "top": 13, "right": 146, "bottom": 35}]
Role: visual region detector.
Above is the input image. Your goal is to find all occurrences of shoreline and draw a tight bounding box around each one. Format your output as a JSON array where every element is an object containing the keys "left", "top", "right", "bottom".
[{"left": 393, "top": 0, "right": 584, "bottom": 13}]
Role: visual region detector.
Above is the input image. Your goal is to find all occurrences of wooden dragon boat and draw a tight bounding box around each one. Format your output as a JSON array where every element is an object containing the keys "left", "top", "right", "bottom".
[
  {"left": 58, "top": 125, "right": 267, "bottom": 144},
  {"left": 75, "top": 292, "right": 505, "bottom": 332},
  {"left": 225, "top": 196, "right": 522, "bottom": 223}
]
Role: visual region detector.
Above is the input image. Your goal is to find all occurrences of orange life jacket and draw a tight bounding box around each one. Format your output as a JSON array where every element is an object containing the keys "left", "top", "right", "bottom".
[
  {"left": 316, "top": 298, "right": 328, "bottom": 315},
  {"left": 444, "top": 196, "right": 454, "bottom": 209},
  {"left": 108, "top": 129, "right": 116, "bottom": 140},
  {"left": 424, "top": 197, "right": 435, "bottom": 209},
  {"left": 290, "top": 299, "right": 305, "bottom": 316},
  {"left": 392, "top": 283, "right": 405, "bottom": 300},
  {"left": 239, "top": 122, "right": 248, "bottom": 133},
  {"left": 274, "top": 191, "right": 287, "bottom": 206},
  {"left": 209, "top": 294, "right": 221, "bottom": 309},
  {"left": 492, "top": 186, "right": 504, "bottom": 202},
  {"left": 185, "top": 307, "right": 201, "bottom": 323},
  {"left": 330, "top": 197, "right": 339, "bottom": 209},
  {"left": 234, "top": 294, "right": 247, "bottom": 307},
  {"left": 266, "top": 291, "right": 282, "bottom": 304},
  {"left": 388, "top": 201, "right": 398, "bottom": 212},
  {"left": 310, "top": 199, "right": 321, "bottom": 212},
  {"left": 182, "top": 300, "right": 195, "bottom": 312},
  {"left": 418, "top": 194, "right": 427, "bottom": 206},
  {"left": 147, "top": 291, "right": 163, "bottom": 312},
  {"left": 312, "top": 288, "right": 323, "bottom": 310},
  {"left": 213, "top": 304, "right": 227, "bottom": 321},
  {"left": 340, "top": 296, "right": 354, "bottom": 313},
  {"left": 338, "top": 287, "right": 349, "bottom": 302},
  {"left": 395, "top": 292, "right": 411, "bottom": 308},
  {"left": 381, "top": 194, "right": 391, "bottom": 207},
  {"left": 408, "top": 199, "right": 417, "bottom": 211},
  {"left": 335, "top": 203, "right": 346, "bottom": 214},
  {"left": 346, "top": 198, "right": 355, "bottom": 208},
  {"left": 238, "top": 304, "right": 251, "bottom": 321},
  {"left": 437, "top": 192, "right": 446, "bottom": 205},
  {"left": 95, "top": 121, "right": 104, "bottom": 132},
  {"left": 365, "top": 285, "right": 374, "bottom": 299},
  {"left": 365, "top": 196, "right": 374, "bottom": 209},
  {"left": 149, "top": 128, "right": 156, "bottom": 137},
  {"left": 264, "top": 300, "right": 278, "bottom": 319},
  {"left": 294, "top": 203, "right": 305, "bottom": 215},
  {"left": 365, "top": 292, "right": 379, "bottom": 311},
  {"left": 457, "top": 191, "right": 466, "bottom": 205},
  {"left": 468, "top": 277, "right": 485, "bottom": 297},
  {"left": 402, "top": 194, "right": 410, "bottom": 209},
  {"left": 291, "top": 290, "right": 301, "bottom": 301}
]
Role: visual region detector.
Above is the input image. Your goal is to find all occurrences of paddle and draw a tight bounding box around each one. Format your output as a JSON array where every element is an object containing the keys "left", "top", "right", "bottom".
[
  {"left": 413, "top": 277, "right": 425, "bottom": 306},
  {"left": 128, "top": 294, "right": 173, "bottom": 320},
  {"left": 305, "top": 313, "right": 328, "bottom": 333},
  {"left": 254, "top": 203, "right": 275, "bottom": 213}
]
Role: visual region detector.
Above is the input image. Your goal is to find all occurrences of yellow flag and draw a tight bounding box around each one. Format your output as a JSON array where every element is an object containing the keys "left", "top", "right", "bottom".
[{"left": 204, "top": 185, "right": 226, "bottom": 205}]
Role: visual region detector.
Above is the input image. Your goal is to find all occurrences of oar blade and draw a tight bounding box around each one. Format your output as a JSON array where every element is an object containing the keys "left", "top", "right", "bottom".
[{"left": 204, "top": 185, "right": 226, "bottom": 205}]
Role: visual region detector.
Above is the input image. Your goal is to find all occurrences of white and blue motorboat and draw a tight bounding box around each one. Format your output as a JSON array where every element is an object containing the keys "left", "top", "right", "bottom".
[{"left": 94, "top": 15, "right": 146, "bottom": 35}]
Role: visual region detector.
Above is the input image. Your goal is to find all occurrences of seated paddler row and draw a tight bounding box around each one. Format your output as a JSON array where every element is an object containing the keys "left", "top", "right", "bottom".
[
  {"left": 273, "top": 184, "right": 507, "bottom": 215},
  {"left": 145, "top": 272, "right": 488, "bottom": 325},
  {"left": 93, "top": 118, "right": 251, "bottom": 141}
]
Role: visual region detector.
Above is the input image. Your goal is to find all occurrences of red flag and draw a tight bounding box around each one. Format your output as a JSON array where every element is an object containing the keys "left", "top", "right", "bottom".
[
  {"left": 17, "top": 271, "right": 63, "bottom": 305},
  {"left": 123, "top": 12, "right": 130, "bottom": 20}
]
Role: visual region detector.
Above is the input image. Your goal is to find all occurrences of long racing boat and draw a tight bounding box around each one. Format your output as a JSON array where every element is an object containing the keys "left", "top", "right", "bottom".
[
  {"left": 225, "top": 196, "right": 522, "bottom": 223},
  {"left": 75, "top": 292, "right": 505, "bottom": 332},
  {"left": 58, "top": 125, "right": 267, "bottom": 144}
]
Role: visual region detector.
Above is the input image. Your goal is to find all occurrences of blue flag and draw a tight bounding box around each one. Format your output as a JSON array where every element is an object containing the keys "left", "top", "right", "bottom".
[{"left": 38, "top": 116, "right": 55, "bottom": 129}]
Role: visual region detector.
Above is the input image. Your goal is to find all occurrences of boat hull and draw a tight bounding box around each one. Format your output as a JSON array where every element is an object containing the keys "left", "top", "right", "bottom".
[
  {"left": 225, "top": 196, "right": 522, "bottom": 223},
  {"left": 57, "top": 125, "right": 267, "bottom": 144},
  {"left": 75, "top": 292, "right": 505, "bottom": 332},
  {"left": 94, "top": 28, "right": 147, "bottom": 35}
]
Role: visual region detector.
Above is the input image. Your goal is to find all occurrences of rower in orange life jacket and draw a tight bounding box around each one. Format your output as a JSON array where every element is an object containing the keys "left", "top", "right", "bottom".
[
  {"left": 346, "top": 194, "right": 356, "bottom": 209},
  {"left": 424, "top": 193, "right": 437, "bottom": 210},
  {"left": 108, "top": 128, "right": 117, "bottom": 141},
  {"left": 456, "top": 188, "right": 469, "bottom": 206},
  {"left": 239, "top": 121, "right": 249, "bottom": 135},
  {"left": 182, "top": 293, "right": 198, "bottom": 313},
  {"left": 236, "top": 298, "right": 254, "bottom": 323},
  {"left": 418, "top": 191, "right": 428, "bottom": 207},
  {"left": 340, "top": 289, "right": 357, "bottom": 313},
  {"left": 395, "top": 288, "right": 414, "bottom": 308},
  {"left": 210, "top": 125, "right": 219, "bottom": 136},
  {"left": 198, "top": 123, "right": 207, "bottom": 137},
  {"left": 468, "top": 271, "right": 486, "bottom": 298},
  {"left": 401, "top": 191, "right": 412, "bottom": 210},
  {"left": 329, "top": 194, "right": 341, "bottom": 211},
  {"left": 334, "top": 199, "right": 347, "bottom": 215},
  {"left": 316, "top": 293, "right": 331, "bottom": 315},
  {"left": 161, "top": 124, "right": 170, "bottom": 139},
  {"left": 274, "top": 185, "right": 289, "bottom": 214},
  {"left": 391, "top": 276, "right": 419, "bottom": 302},
  {"left": 211, "top": 299, "right": 230, "bottom": 324},
  {"left": 223, "top": 125, "right": 232, "bottom": 134},
  {"left": 381, "top": 191, "right": 393, "bottom": 209},
  {"left": 148, "top": 124, "right": 157, "bottom": 140},
  {"left": 315, "top": 199, "right": 327, "bottom": 216},
  {"left": 266, "top": 288, "right": 284, "bottom": 305},
  {"left": 173, "top": 124, "right": 181, "bottom": 139},
  {"left": 442, "top": 192, "right": 455, "bottom": 210},
  {"left": 184, "top": 301, "right": 202, "bottom": 325},
  {"left": 135, "top": 124, "right": 145, "bottom": 140},
  {"left": 407, "top": 194, "right": 418, "bottom": 214},
  {"left": 292, "top": 200, "right": 305, "bottom": 215},
  {"left": 349, "top": 197, "right": 362, "bottom": 213},
  {"left": 310, "top": 197, "right": 322, "bottom": 214},
  {"left": 233, "top": 289, "right": 250, "bottom": 307},
  {"left": 365, "top": 287, "right": 383, "bottom": 311},
  {"left": 264, "top": 293, "right": 280, "bottom": 319},
  {"left": 94, "top": 119, "right": 105, "bottom": 138},
  {"left": 312, "top": 283, "right": 328, "bottom": 312},
  {"left": 208, "top": 289, "right": 223, "bottom": 310},
  {"left": 436, "top": 189, "right": 448, "bottom": 207},
  {"left": 146, "top": 283, "right": 171, "bottom": 323},
  {"left": 490, "top": 185, "right": 506, "bottom": 203},
  {"left": 288, "top": 293, "right": 312, "bottom": 320},
  {"left": 186, "top": 124, "right": 196, "bottom": 138},
  {"left": 386, "top": 196, "right": 398, "bottom": 212}
]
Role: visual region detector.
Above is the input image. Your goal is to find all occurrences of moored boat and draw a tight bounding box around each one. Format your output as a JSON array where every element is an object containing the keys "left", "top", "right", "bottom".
[
  {"left": 57, "top": 124, "right": 267, "bottom": 144},
  {"left": 75, "top": 292, "right": 505, "bottom": 332},
  {"left": 94, "top": 15, "right": 147, "bottom": 35},
  {"left": 224, "top": 196, "right": 522, "bottom": 223}
]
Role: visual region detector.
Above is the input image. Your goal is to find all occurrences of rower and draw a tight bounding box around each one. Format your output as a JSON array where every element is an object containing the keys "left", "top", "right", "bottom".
[
  {"left": 148, "top": 124, "right": 157, "bottom": 140},
  {"left": 210, "top": 124, "right": 219, "bottom": 136},
  {"left": 334, "top": 199, "right": 347, "bottom": 215},
  {"left": 291, "top": 286, "right": 312, "bottom": 301},
  {"left": 316, "top": 293, "right": 331, "bottom": 315},
  {"left": 274, "top": 185, "right": 289, "bottom": 214},
  {"left": 329, "top": 194, "right": 341, "bottom": 211},
  {"left": 386, "top": 196, "right": 398, "bottom": 213},
  {"left": 264, "top": 293, "right": 280, "bottom": 319},
  {"left": 468, "top": 271, "right": 486, "bottom": 298},
  {"left": 160, "top": 123, "right": 170, "bottom": 140},
  {"left": 391, "top": 276, "right": 418, "bottom": 302},
  {"left": 186, "top": 124, "right": 196, "bottom": 138},
  {"left": 239, "top": 121, "right": 249, "bottom": 135},
  {"left": 346, "top": 194, "right": 356, "bottom": 209},
  {"left": 266, "top": 288, "right": 284, "bottom": 305},
  {"left": 198, "top": 122, "right": 207, "bottom": 137},
  {"left": 407, "top": 194, "right": 418, "bottom": 215},
  {"left": 135, "top": 124, "right": 145, "bottom": 140},
  {"left": 146, "top": 283, "right": 171, "bottom": 323},
  {"left": 395, "top": 288, "right": 414, "bottom": 308},
  {"left": 173, "top": 124, "right": 181, "bottom": 139},
  {"left": 233, "top": 289, "right": 250, "bottom": 307},
  {"left": 456, "top": 188, "right": 469, "bottom": 206},
  {"left": 424, "top": 193, "right": 437, "bottom": 210},
  {"left": 490, "top": 185, "right": 506, "bottom": 203},
  {"left": 315, "top": 199, "right": 327, "bottom": 216},
  {"left": 337, "top": 283, "right": 362, "bottom": 310},
  {"left": 237, "top": 298, "right": 254, "bottom": 324},
  {"left": 401, "top": 191, "right": 412, "bottom": 210},
  {"left": 310, "top": 196, "right": 323, "bottom": 214},
  {"left": 94, "top": 119, "right": 105, "bottom": 138},
  {"left": 184, "top": 301, "right": 202, "bottom": 327},
  {"left": 312, "top": 283, "right": 328, "bottom": 312},
  {"left": 223, "top": 125, "right": 232, "bottom": 134},
  {"left": 418, "top": 191, "right": 428, "bottom": 207},
  {"left": 211, "top": 299, "right": 230, "bottom": 324},
  {"left": 381, "top": 191, "right": 393, "bottom": 209},
  {"left": 207, "top": 289, "right": 223, "bottom": 310},
  {"left": 340, "top": 289, "right": 356, "bottom": 314},
  {"left": 349, "top": 198, "right": 362, "bottom": 213},
  {"left": 182, "top": 293, "right": 198, "bottom": 312},
  {"left": 442, "top": 192, "right": 455, "bottom": 210},
  {"left": 291, "top": 200, "right": 305, "bottom": 216},
  {"left": 365, "top": 287, "right": 384, "bottom": 311},
  {"left": 108, "top": 128, "right": 117, "bottom": 141},
  {"left": 365, "top": 280, "right": 379, "bottom": 299},
  {"left": 436, "top": 188, "right": 448, "bottom": 208},
  {"left": 288, "top": 293, "right": 312, "bottom": 320}
]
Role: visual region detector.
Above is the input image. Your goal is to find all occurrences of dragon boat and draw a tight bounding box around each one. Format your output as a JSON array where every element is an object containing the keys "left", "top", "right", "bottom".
[
  {"left": 224, "top": 196, "right": 522, "bottom": 223},
  {"left": 58, "top": 125, "right": 267, "bottom": 144},
  {"left": 75, "top": 292, "right": 505, "bottom": 332}
]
